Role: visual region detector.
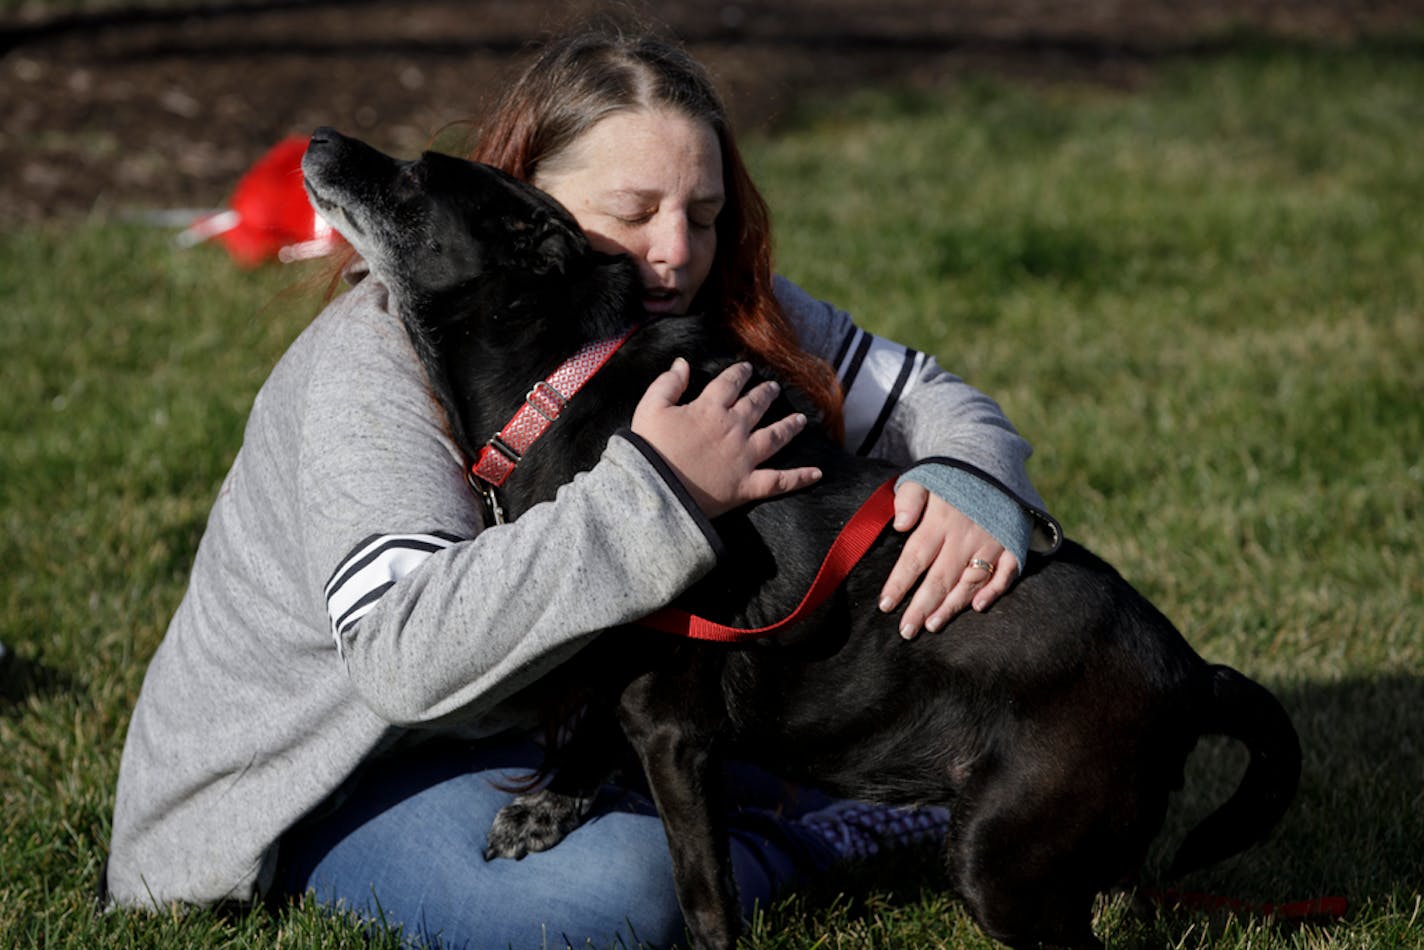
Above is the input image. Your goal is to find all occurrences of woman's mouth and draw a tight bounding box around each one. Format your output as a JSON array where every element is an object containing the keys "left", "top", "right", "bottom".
[{"left": 642, "top": 287, "right": 683, "bottom": 314}]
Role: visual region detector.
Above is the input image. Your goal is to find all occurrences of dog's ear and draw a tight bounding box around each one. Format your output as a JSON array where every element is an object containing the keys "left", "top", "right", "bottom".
[
  {"left": 523, "top": 218, "right": 582, "bottom": 277},
  {"left": 497, "top": 216, "right": 571, "bottom": 275}
]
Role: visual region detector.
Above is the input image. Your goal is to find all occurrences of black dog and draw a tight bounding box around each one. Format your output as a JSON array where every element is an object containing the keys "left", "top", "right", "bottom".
[{"left": 301, "top": 128, "right": 1301, "bottom": 950}]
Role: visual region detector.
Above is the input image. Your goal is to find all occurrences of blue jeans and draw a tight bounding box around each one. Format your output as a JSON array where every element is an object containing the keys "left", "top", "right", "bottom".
[{"left": 275, "top": 734, "right": 833, "bottom": 949}]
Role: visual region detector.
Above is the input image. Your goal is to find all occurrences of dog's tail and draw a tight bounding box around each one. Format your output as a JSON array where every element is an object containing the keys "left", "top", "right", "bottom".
[{"left": 1168, "top": 664, "right": 1301, "bottom": 878}]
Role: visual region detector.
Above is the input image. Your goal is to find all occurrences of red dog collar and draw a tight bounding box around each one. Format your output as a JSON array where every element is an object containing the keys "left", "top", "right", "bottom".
[{"left": 470, "top": 324, "right": 642, "bottom": 492}]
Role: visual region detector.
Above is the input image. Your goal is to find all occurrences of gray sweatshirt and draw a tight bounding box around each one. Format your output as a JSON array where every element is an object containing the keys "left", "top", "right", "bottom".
[{"left": 106, "top": 273, "right": 1056, "bottom": 909}]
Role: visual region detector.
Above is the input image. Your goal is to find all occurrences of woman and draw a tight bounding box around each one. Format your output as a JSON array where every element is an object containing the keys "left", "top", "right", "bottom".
[{"left": 107, "top": 26, "right": 1058, "bottom": 948}]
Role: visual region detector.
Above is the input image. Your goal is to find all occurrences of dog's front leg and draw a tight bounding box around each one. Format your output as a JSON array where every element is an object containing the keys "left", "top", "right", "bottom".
[
  {"left": 483, "top": 784, "right": 596, "bottom": 861},
  {"left": 618, "top": 667, "right": 739, "bottom": 950},
  {"left": 483, "top": 704, "right": 627, "bottom": 861}
]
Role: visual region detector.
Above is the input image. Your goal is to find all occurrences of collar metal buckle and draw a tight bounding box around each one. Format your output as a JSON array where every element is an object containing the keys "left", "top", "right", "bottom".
[{"left": 525, "top": 380, "right": 568, "bottom": 422}]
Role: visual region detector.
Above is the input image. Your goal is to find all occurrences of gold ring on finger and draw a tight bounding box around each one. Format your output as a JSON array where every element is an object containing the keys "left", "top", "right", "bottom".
[{"left": 968, "top": 557, "right": 995, "bottom": 576}]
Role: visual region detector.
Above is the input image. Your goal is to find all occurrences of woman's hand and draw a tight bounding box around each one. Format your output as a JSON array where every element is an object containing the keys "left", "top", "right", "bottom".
[
  {"left": 878, "top": 481, "right": 1019, "bottom": 639},
  {"left": 632, "top": 359, "right": 822, "bottom": 518}
]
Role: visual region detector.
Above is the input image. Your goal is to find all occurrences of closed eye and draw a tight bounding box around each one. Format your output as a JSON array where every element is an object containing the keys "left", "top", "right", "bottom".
[{"left": 690, "top": 199, "right": 723, "bottom": 231}]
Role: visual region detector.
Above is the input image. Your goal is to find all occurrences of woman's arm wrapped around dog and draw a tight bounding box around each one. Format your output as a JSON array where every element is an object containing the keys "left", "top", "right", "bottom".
[
  {"left": 774, "top": 276, "right": 1061, "bottom": 636},
  {"left": 326, "top": 438, "right": 719, "bottom": 726}
]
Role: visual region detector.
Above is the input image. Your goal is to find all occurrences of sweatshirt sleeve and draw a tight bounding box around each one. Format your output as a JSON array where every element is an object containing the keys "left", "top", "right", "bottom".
[
  {"left": 294, "top": 284, "right": 718, "bottom": 729},
  {"left": 328, "top": 438, "right": 716, "bottom": 726},
  {"left": 775, "top": 276, "right": 1061, "bottom": 556}
]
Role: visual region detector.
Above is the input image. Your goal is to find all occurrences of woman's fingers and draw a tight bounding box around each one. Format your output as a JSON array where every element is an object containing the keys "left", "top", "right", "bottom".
[
  {"left": 637, "top": 362, "right": 1023, "bottom": 616},
  {"left": 878, "top": 483, "right": 932, "bottom": 614},
  {"left": 739, "top": 463, "right": 824, "bottom": 502},
  {"left": 970, "top": 549, "right": 1019, "bottom": 614},
  {"left": 631, "top": 359, "right": 820, "bottom": 517},
  {"left": 636, "top": 356, "right": 692, "bottom": 411},
  {"left": 919, "top": 548, "right": 1003, "bottom": 633},
  {"left": 701, "top": 360, "right": 756, "bottom": 407}
]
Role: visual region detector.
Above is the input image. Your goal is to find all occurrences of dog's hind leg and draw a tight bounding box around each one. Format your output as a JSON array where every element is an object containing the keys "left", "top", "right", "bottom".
[
  {"left": 950, "top": 825, "right": 1105, "bottom": 948},
  {"left": 947, "top": 755, "right": 1108, "bottom": 950},
  {"left": 618, "top": 665, "right": 740, "bottom": 950}
]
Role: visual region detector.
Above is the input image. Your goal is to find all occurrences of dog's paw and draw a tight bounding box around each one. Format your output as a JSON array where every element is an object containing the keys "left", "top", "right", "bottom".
[{"left": 483, "top": 788, "right": 594, "bottom": 861}]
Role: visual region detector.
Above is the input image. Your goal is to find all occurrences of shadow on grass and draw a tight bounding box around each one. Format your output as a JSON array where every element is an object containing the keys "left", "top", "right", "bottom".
[
  {"left": 0, "top": 645, "right": 77, "bottom": 710},
  {"left": 1139, "top": 673, "right": 1423, "bottom": 923},
  {"left": 1265, "top": 675, "right": 1421, "bottom": 897}
]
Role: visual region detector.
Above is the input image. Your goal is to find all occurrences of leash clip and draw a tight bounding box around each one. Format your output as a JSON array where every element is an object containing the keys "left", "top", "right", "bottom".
[
  {"left": 467, "top": 469, "right": 507, "bottom": 526},
  {"left": 481, "top": 484, "right": 507, "bottom": 526}
]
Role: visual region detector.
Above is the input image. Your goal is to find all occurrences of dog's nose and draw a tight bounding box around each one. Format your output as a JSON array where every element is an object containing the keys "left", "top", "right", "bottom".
[{"left": 308, "top": 126, "right": 341, "bottom": 149}]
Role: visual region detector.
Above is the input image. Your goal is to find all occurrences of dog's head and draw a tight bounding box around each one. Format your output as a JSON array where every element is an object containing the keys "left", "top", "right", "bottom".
[{"left": 301, "top": 127, "right": 596, "bottom": 325}]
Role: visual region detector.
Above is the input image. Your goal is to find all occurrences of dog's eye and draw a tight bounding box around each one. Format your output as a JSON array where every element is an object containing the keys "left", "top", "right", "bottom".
[{"left": 427, "top": 238, "right": 442, "bottom": 255}]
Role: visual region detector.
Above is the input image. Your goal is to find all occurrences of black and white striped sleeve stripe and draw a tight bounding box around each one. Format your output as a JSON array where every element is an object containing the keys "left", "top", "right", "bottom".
[
  {"left": 832, "top": 327, "right": 928, "bottom": 457},
  {"left": 324, "top": 531, "right": 463, "bottom": 650}
]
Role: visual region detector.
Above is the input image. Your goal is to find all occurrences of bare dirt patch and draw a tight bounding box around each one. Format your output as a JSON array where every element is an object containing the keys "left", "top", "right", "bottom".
[{"left": 2, "top": 0, "right": 1418, "bottom": 224}]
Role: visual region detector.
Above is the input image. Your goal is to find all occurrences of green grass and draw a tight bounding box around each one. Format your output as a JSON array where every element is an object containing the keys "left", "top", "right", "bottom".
[{"left": 4, "top": 43, "right": 1423, "bottom": 948}]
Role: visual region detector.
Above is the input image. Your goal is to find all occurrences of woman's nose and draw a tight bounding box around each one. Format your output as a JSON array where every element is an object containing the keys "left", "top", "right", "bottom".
[{"left": 646, "top": 214, "right": 692, "bottom": 270}]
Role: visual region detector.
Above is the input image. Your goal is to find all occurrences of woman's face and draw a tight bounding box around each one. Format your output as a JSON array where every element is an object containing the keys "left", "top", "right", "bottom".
[{"left": 535, "top": 108, "right": 724, "bottom": 316}]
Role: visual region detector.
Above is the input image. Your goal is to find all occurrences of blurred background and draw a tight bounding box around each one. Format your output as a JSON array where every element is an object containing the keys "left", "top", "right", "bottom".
[{"left": 5, "top": 0, "right": 1424, "bottom": 224}]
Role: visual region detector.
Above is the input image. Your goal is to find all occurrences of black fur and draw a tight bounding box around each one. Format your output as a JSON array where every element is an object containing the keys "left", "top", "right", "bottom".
[{"left": 302, "top": 128, "right": 1302, "bottom": 950}]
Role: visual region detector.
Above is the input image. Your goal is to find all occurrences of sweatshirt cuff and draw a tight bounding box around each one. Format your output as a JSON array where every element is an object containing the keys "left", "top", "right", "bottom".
[
  {"left": 897, "top": 462, "right": 1036, "bottom": 568},
  {"left": 614, "top": 429, "right": 726, "bottom": 561}
]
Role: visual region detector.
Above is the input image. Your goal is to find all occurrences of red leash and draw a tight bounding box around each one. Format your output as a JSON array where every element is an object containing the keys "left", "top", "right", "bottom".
[
  {"left": 639, "top": 477, "right": 898, "bottom": 643},
  {"left": 1144, "top": 888, "right": 1349, "bottom": 922}
]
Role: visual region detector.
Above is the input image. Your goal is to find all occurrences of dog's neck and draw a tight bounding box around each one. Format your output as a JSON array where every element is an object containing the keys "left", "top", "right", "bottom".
[{"left": 404, "top": 251, "right": 645, "bottom": 464}]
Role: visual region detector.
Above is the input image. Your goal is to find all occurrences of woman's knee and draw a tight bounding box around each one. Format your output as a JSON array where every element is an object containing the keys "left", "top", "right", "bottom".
[
  {"left": 291, "top": 796, "right": 687, "bottom": 947},
  {"left": 493, "top": 807, "right": 687, "bottom": 947}
]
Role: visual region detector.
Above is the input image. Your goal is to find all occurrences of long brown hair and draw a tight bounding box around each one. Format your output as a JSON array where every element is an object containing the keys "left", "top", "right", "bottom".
[{"left": 468, "top": 27, "right": 844, "bottom": 436}]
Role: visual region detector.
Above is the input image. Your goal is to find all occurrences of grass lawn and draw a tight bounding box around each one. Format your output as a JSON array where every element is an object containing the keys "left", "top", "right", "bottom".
[{"left": 3, "top": 41, "right": 1422, "bottom": 948}]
